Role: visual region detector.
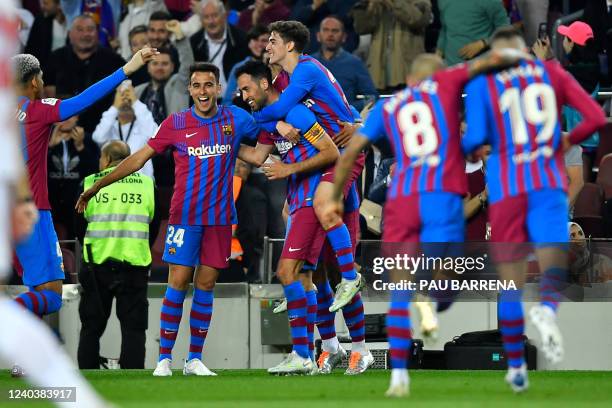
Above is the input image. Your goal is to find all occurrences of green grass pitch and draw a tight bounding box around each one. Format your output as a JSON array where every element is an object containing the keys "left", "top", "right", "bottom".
[{"left": 1, "top": 369, "right": 612, "bottom": 407}]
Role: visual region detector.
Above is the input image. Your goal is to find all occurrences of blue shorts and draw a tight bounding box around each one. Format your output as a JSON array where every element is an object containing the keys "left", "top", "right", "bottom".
[
  {"left": 162, "top": 224, "right": 232, "bottom": 269},
  {"left": 15, "top": 210, "right": 64, "bottom": 288}
]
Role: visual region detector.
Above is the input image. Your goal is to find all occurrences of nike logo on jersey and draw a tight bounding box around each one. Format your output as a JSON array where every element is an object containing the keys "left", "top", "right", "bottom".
[
  {"left": 185, "top": 132, "right": 198, "bottom": 138},
  {"left": 288, "top": 247, "right": 302, "bottom": 253}
]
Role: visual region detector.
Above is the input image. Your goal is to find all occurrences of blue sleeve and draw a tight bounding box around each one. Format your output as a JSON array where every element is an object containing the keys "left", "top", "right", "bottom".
[
  {"left": 285, "top": 105, "right": 317, "bottom": 132},
  {"left": 234, "top": 107, "right": 260, "bottom": 140},
  {"left": 59, "top": 68, "right": 126, "bottom": 120},
  {"left": 360, "top": 100, "right": 386, "bottom": 142},
  {"left": 462, "top": 78, "right": 490, "bottom": 154},
  {"left": 259, "top": 120, "right": 278, "bottom": 133},
  {"left": 253, "top": 64, "right": 317, "bottom": 123},
  {"left": 350, "top": 105, "right": 362, "bottom": 123}
]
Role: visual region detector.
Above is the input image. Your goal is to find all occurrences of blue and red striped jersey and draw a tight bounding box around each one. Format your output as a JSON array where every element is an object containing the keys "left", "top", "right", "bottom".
[
  {"left": 360, "top": 65, "right": 470, "bottom": 199},
  {"left": 16, "top": 96, "right": 62, "bottom": 210},
  {"left": 259, "top": 104, "right": 327, "bottom": 214},
  {"left": 254, "top": 55, "right": 354, "bottom": 137},
  {"left": 148, "top": 105, "right": 259, "bottom": 225},
  {"left": 463, "top": 59, "right": 606, "bottom": 204}
]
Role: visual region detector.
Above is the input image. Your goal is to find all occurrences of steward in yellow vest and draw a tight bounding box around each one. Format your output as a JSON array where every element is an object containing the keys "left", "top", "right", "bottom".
[{"left": 77, "top": 141, "right": 155, "bottom": 369}]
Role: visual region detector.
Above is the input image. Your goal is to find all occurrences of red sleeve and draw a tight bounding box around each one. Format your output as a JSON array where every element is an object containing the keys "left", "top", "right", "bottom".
[
  {"left": 257, "top": 130, "right": 275, "bottom": 145},
  {"left": 32, "top": 98, "right": 61, "bottom": 125},
  {"left": 147, "top": 116, "right": 174, "bottom": 154},
  {"left": 547, "top": 60, "right": 607, "bottom": 144},
  {"left": 434, "top": 64, "right": 470, "bottom": 96}
]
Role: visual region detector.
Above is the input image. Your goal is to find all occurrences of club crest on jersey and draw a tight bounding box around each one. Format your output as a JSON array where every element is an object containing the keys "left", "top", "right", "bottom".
[
  {"left": 187, "top": 143, "right": 232, "bottom": 159},
  {"left": 41, "top": 98, "right": 59, "bottom": 106},
  {"left": 222, "top": 124, "right": 232, "bottom": 135},
  {"left": 168, "top": 247, "right": 176, "bottom": 255}
]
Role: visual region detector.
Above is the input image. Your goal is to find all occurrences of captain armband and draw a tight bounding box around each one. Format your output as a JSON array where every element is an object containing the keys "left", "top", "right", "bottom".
[{"left": 303, "top": 122, "right": 325, "bottom": 144}]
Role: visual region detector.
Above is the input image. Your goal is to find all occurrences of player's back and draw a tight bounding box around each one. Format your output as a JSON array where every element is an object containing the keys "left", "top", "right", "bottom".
[
  {"left": 465, "top": 59, "right": 568, "bottom": 203},
  {"left": 376, "top": 66, "right": 469, "bottom": 199},
  {"left": 16, "top": 97, "right": 62, "bottom": 210},
  {"left": 295, "top": 55, "right": 354, "bottom": 135}
]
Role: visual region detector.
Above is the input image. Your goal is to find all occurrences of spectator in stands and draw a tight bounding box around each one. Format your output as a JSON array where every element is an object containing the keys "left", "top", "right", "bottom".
[
  {"left": 17, "top": 2, "right": 35, "bottom": 52},
  {"left": 164, "top": 0, "right": 192, "bottom": 20},
  {"left": 127, "top": 25, "right": 152, "bottom": 86},
  {"left": 190, "top": 0, "right": 249, "bottom": 98},
  {"left": 44, "top": 13, "right": 125, "bottom": 133},
  {"left": 292, "top": 0, "right": 360, "bottom": 53},
  {"left": 312, "top": 15, "right": 378, "bottom": 111},
  {"left": 47, "top": 115, "right": 99, "bottom": 240},
  {"left": 237, "top": 0, "right": 290, "bottom": 32},
  {"left": 118, "top": 0, "right": 168, "bottom": 60},
  {"left": 566, "top": 145, "right": 585, "bottom": 216},
  {"left": 25, "top": 0, "right": 67, "bottom": 71},
  {"left": 367, "top": 158, "right": 395, "bottom": 205},
  {"left": 60, "top": 0, "right": 122, "bottom": 48},
  {"left": 515, "top": 0, "right": 547, "bottom": 45},
  {"left": 77, "top": 141, "right": 156, "bottom": 369},
  {"left": 147, "top": 10, "right": 180, "bottom": 70},
  {"left": 569, "top": 221, "right": 612, "bottom": 283},
  {"left": 436, "top": 0, "right": 509, "bottom": 65},
  {"left": 136, "top": 20, "right": 192, "bottom": 124},
  {"left": 225, "top": 25, "right": 270, "bottom": 103},
  {"left": 353, "top": 0, "right": 432, "bottom": 92},
  {"left": 533, "top": 21, "right": 602, "bottom": 180},
  {"left": 92, "top": 83, "right": 158, "bottom": 178}
]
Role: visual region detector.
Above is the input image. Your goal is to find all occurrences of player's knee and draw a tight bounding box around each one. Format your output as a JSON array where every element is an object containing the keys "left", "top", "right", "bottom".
[{"left": 276, "top": 264, "right": 296, "bottom": 286}]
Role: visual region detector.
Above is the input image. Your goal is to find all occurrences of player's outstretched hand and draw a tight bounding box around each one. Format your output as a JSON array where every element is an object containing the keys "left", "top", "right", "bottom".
[
  {"left": 333, "top": 121, "right": 358, "bottom": 148},
  {"left": 123, "top": 46, "right": 159, "bottom": 76},
  {"left": 75, "top": 187, "right": 98, "bottom": 214},
  {"left": 262, "top": 156, "right": 293, "bottom": 180},
  {"left": 166, "top": 20, "right": 185, "bottom": 41},
  {"left": 276, "top": 121, "right": 300, "bottom": 144}
]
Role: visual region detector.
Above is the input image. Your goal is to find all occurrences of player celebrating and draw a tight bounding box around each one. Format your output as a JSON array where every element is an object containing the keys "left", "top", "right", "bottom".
[
  {"left": 322, "top": 48, "right": 526, "bottom": 396},
  {"left": 254, "top": 21, "right": 363, "bottom": 312},
  {"left": 462, "top": 27, "right": 606, "bottom": 393},
  {"left": 12, "top": 47, "right": 155, "bottom": 321},
  {"left": 77, "top": 62, "right": 260, "bottom": 377},
  {"left": 236, "top": 60, "right": 340, "bottom": 374}
]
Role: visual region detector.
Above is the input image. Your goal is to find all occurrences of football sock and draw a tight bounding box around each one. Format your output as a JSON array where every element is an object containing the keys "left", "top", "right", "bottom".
[
  {"left": 325, "top": 222, "right": 357, "bottom": 280},
  {"left": 159, "top": 286, "right": 186, "bottom": 361},
  {"left": 284, "top": 281, "right": 309, "bottom": 359},
  {"left": 499, "top": 289, "right": 525, "bottom": 368},
  {"left": 387, "top": 289, "right": 413, "bottom": 369},
  {"left": 342, "top": 293, "right": 366, "bottom": 354},
  {"left": 540, "top": 267, "right": 566, "bottom": 313},
  {"left": 316, "top": 280, "right": 337, "bottom": 350},
  {"left": 188, "top": 288, "right": 213, "bottom": 361},
  {"left": 305, "top": 288, "right": 317, "bottom": 361},
  {"left": 15, "top": 289, "right": 62, "bottom": 316}
]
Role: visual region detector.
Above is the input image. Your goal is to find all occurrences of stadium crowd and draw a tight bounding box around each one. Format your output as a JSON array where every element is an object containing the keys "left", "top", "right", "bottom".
[
  {"left": 8, "top": 0, "right": 612, "bottom": 384},
  {"left": 11, "top": 0, "right": 612, "bottom": 287}
]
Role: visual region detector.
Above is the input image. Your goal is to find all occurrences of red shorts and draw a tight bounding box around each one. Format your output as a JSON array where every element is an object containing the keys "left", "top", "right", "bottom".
[
  {"left": 162, "top": 224, "right": 232, "bottom": 269},
  {"left": 321, "top": 152, "right": 366, "bottom": 198},
  {"left": 282, "top": 207, "right": 326, "bottom": 265}
]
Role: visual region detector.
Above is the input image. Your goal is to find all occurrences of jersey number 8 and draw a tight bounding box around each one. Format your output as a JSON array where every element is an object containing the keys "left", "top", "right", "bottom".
[
  {"left": 398, "top": 101, "right": 439, "bottom": 157},
  {"left": 499, "top": 83, "right": 557, "bottom": 146}
]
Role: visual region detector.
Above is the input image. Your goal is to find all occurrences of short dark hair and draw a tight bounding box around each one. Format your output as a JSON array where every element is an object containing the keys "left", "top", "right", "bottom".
[
  {"left": 149, "top": 11, "right": 172, "bottom": 23},
  {"left": 235, "top": 60, "right": 273, "bottom": 85},
  {"left": 321, "top": 15, "right": 345, "bottom": 32},
  {"left": 268, "top": 20, "right": 310, "bottom": 53},
  {"left": 189, "top": 62, "right": 220, "bottom": 83},
  {"left": 156, "top": 46, "right": 174, "bottom": 58},
  {"left": 247, "top": 25, "right": 270, "bottom": 42},
  {"left": 128, "top": 25, "right": 148, "bottom": 42},
  {"left": 490, "top": 26, "right": 524, "bottom": 44}
]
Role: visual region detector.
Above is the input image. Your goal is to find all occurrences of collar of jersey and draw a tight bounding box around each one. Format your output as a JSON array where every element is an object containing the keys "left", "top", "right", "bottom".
[{"left": 191, "top": 105, "right": 222, "bottom": 124}]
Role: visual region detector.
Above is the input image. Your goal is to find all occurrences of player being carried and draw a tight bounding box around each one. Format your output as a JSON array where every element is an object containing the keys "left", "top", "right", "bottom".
[
  {"left": 321, "top": 47, "right": 527, "bottom": 396},
  {"left": 236, "top": 60, "right": 340, "bottom": 375},
  {"left": 253, "top": 21, "right": 364, "bottom": 313},
  {"left": 11, "top": 46, "right": 156, "bottom": 377},
  {"left": 77, "top": 62, "right": 261, "bottom": 377},
  {"left": 462, "top": 27, "right": 606, "bottom": 393}
]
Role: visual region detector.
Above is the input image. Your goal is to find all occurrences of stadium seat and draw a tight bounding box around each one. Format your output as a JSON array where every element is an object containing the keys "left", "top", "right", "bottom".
[
  {"left": 596, "top": 153, "right": 612, "bottom": 197},
  {"left": 595, "top": 121, "right": 612, "bottom": 168},
  {"left": 573, "top": 183, "right": 603, "bottom": 217},
  {"left": 573, "top": 216, "right": 605, "bottom": 238}
]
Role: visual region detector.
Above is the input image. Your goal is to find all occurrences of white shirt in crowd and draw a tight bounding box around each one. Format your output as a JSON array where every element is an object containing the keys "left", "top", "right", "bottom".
[
  {"left": 51, "top": 19, "right": 67, "bottom": 52},
  {"left": 205, "top": 29, "right": 228, "bottom": 94},
  {"left": 92, "top": 100, "right": 158, "bottom": 178}
]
